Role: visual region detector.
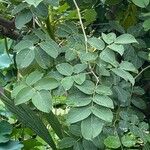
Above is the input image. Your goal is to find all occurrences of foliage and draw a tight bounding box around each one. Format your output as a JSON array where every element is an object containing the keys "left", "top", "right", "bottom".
[{"left": 0, "top": 0, "right": 150, "bottom": 149}]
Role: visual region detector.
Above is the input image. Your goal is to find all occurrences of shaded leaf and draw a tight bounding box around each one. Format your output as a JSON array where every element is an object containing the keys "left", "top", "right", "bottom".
[
  {"left": 81, "top": 115, "right": 104, "bottom": 140},
  {"left": 15, "top": 9, "right": 33, "bottom": 29},
  {"left": 67, "top": 107, "right": 91, "bottom": 124},
  {"left": 25, "top": 0, "right": 43, "bottom": 7},
  {"left": 15, "top": 87, "right": 35, "bottom": 105},
  {"left": 73, "top": 64, "right": 87, "bottom": 74},
  {"left": 75, "top": 80, "right": 95, "bottom": 95},
  {"left": 102, "top": 33, "right": 116, "bottom": 44},
  {"left": 92, "top": 106, "right": 113, "bottom": 122},
  {"left": 112, "top": 68, "right": 135, "bottom": 85},
  {"left": 108, "top": 43, "right": 124, "bottom": 55},
  {"left": 119, "top": 61, "right": 138, "bottom": 73},
  {"left": 93, "top": 95, "right": 114, "bottom": 109},
  {"left": 73, "top": 73, "right": 86, "bottom": 85},
  {"left": 96, "top": 85, "right": 112, "bottom": 95},
  {"left": 56, "top": 63, "right": 73, "bottom": 76},
  {"left": 32, "top": 90, "right": 52, "bottom": 113},
  {"left": 61, "top": 76, "right": 74, "bottom": 90},
  {"left": 40, "top": 41, "right": 59, "bottom": 58},
  {"left": 26, "top": 70, "right": 43, "bottom": 86},
  {"left": 88, "top": 37, "right": 105, "bottom": 50},
  {"left": 0, "top": 141, "right": 23, "bottom": 150},
  {"left": 100, "top": 48, "right": 119, "bottom": 67},
  {"left": 16, "top": 49, "right": 35, "bottom": 68},
  {"left": 58, "top": 137, "right": 76, "bottom": 149},
  {"left": 115, "top": 34, "right": 138, "bottom": 44},
  {"left": 34, "top": 78, "right": 59, "bottom": 90}
]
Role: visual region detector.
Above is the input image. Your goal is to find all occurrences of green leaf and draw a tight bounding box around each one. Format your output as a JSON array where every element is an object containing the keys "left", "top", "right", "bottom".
[
  {"left": 26, "top": 71, "right": 44, "bottom": 86},
  {"left": 45, "top": 111, "right": 64, "bottom": 139},
  {"left": 83, "top": 139, "right": 97, "bottom": 150},
  {"left": 0, "top": 95, "right": 57, "bottom": 150},
  {"left": 104, "top": 136, "right": 121, "bottom": 149},
  {"left": 130, "top": 125, "right": 148, "bottom": 143},
  {"left": 114, "top": 34, "right": 138, "bottom": 44},
  {"left": 0, "top": 141, "right": 23, "bottom": 150},
  {"left": 75, "top": 80, "right": 95, "bottom": 95},
  {"left": 102, "top": 33, "right": 116, "bottom": 44},
  {"left": 67, "top": 107, "right": 91, "bottom": 124},
  {"left": 0, "top": 121, "right": 12, "bottom": 143},
  {"left": 0, "top": 54, "right": 13, "bottom": 69},
  {"left": 16, "top": 49, "right": 35, "bottom": 68},
  {"left": 113, "top": 86, "right": 131, "bottom": 106},
  {"left": 67, "top": 96, "right": 92, "bottom": 107},
  {"left": 79, "top": 52, "right": 98, "bottom": 62},
  {"left": 73, "top": 73, "right": 86, "bottom": 85},
  {"left": 133, "top": 86, "right": 145, "bottom": 95},
  {"left": 112, "top": 68, "right": 135, "bottom": 85},
  {"left": 39, "top": 41, "right": 59, "bottom": 58},
  {"left": 88, "top": 37, "right": 105, "bottom": 50},
  {"left": 12, "top": 3, "right": 28, "bottom": 15},
  {"left": 132, "top": 0, "right": 149, "bottom": 8},
  {"left": 73, "top": 142, "right": 83, "bottom": 150},
  {"left": 15, "top": 87, "right": 35, "bottom": 105},
  {"left": 61, "top": 76, "right": 74, "bottom": 90},
  {"left": 100, "top": 48, "right": 119, "bottom": 67},
  {"left": 65, "top": 47, "right": 77, "bottom": 61},
  {"left": 143, "top": 18, "right": 150, "bottom": 31},
  {"left": 93, "top": 95, "right": 114, "bottom": 109},
  {"left": 56, "top": 63, "right": 73, "bottom": 76},
  {"left": 0, "top": 73, "right": 6, "bottom": 86},
  {"left": 131, "top": 97, "right": 146, "bottom": 110},
  {"left": 32, "top": 90, "right": 52, "bottom": 113},
  {"left": 73, "top": 64, "right": 87, "bottom": 74},
  {"left": 83, "top": 9, "right": 97, "bottom": 24},
  {"left": 119, "top": 61, "right": 138, "bottom": 73},
  {"left": 25, "top": 0, "right": 43, "bottom": 7},
  {"left": 121, "top": 134, "right": 136, "bottom": 147},
  {"left": 58, "top": 137, "right": 76, "bottom": 149},
  {"left": 96, "top": 85, "right": 112, "bottom": 95},
  {"left": 15, "top": 9, "right": 33, "bottom": 29},
  {"left": 11, "top": 84, "right": 27, "bottom": 99},
  {"left": 46, "top": 0, "right": 59, "bottom": 7},
  {"left": 14, "top": 40, "right": 33, "bottom": 53},
  {"left": 34, "top": 47, "right": 49, "bottom": 69},
  {"left": 34, "top": 78, "right": 59, "bottom": 90},
  {"left": 91, "top": 106, "right": 113, "bottom": 122},
  {"left": 108, "top": 43, "right": 124, "bottom": 55},
  {"left": 81, "top": 115, "right": 104, "bottom": 140}
]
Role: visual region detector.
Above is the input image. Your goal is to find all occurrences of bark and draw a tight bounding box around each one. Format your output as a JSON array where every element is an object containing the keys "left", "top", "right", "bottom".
[{"left": 0, "top": 16, "right": 20, "bottom": 40}]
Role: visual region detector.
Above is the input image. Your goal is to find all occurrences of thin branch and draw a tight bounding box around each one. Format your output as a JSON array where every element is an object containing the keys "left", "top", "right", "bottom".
[
  {"left": 135, "top": 65, "right": 150, "bottom": 80},
  {"left": 73, "top": 0, "right": 99, "bottom": 86},
  {"left": 89, "top": 64, "right": 99, "bottom": 85},
  {"left": 73, "top": 0, "right": 88, "bottom": 53}
]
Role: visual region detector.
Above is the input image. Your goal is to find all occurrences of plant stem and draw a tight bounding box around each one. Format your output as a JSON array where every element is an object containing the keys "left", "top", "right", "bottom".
[
  {"left": 135, "top": 65, "right": 150, "bottom": 80},
  {"left": 73, "top": 0, "right": 88, "bottom": 53}
]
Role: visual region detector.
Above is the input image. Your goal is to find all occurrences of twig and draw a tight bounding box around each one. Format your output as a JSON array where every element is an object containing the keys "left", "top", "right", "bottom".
[
  {"left": 89, "top": 64, "right": 99, "bottom": 85},
  {"left": 135, "top": 65, "right": 150, "bottom": 80},
  {"left": 73, "top": 0, "right": 88, "bottom": 53},
  {"left": 73, "top": 0, "right": 99, "bottom": 85}
]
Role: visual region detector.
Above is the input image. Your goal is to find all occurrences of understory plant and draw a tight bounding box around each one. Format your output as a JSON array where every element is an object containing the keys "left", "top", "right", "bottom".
[{"left": 0, "top": 0, "right": 150, "bottom": 149}]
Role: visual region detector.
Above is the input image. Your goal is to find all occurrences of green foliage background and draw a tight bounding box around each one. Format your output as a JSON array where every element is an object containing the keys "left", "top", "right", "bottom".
[{"left": 0, "top": 0, "right": 150, "bottom": 149}]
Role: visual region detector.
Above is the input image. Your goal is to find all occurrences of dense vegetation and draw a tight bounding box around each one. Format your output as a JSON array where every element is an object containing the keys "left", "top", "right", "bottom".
[{"left": 0, "top": 0, "right": 150, "bottom": 149}]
